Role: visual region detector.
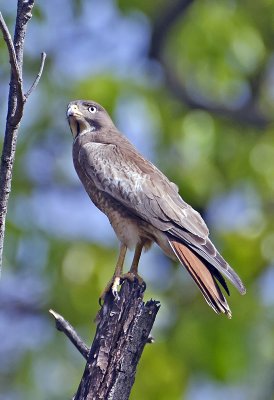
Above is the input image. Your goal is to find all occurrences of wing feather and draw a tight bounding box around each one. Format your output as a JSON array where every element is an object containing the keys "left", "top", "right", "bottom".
[
  {"left": 78, "top": 139, "right": 245, "bottom": 296},
  {"left": 79, "top": 141, "right": 209, "bottom": 238}
]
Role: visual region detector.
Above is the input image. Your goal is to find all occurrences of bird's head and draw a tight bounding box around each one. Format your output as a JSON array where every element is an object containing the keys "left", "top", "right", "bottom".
[{"left": 67, "top": 100, "right": 114, "bottom": 139}]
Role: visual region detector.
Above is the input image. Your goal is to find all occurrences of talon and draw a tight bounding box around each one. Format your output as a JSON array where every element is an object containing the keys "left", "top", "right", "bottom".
[
  {"left": 141, "top": 280, "right": 146, "bottom": 292},
  {"left": 111, "top": 276, "right": 121, "bottom": 301},
  {"left": 121, "top": 272, "right": 145, "bottom": 287},
  {"left": 99, "top": 291, "right": 107, "bottom": 306},
  {"left": 99, "top": 276, "right": 122, "bottom": 305}
]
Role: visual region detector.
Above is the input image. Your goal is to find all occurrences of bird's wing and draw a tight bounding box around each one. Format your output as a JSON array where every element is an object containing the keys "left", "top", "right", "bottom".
[
  {"left": 78, "top": 141, "right": 246, "bottom": 296},
  {"left": 79, "top": 141, "right": 209, "bottom": 238}
]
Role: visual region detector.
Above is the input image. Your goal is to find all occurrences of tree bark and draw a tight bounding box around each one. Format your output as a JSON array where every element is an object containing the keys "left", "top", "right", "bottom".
[
  {"left": 51, "top": 280, "right": 160, "bottom": 400},
  {"left": 74, "top": 280, "right": 160, "bottom": 400}
]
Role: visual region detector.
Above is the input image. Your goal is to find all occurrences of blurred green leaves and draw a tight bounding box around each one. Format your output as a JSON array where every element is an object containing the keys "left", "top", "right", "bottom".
[{"left": 1, "top": 0, "right": 274, "bottom": 399}]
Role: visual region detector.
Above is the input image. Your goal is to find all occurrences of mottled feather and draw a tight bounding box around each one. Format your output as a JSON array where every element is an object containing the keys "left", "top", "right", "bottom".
[
  {"left": 79, "top": 137, "right": 209, "bottom": 238},
  {"left": 78, "top": 137, "right": 245, "bottom": 294}
]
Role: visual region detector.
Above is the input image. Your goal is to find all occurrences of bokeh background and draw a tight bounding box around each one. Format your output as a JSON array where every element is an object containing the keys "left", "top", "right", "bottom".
[{"left": 1, "top": 1, "right": 274, "bottom": 399}]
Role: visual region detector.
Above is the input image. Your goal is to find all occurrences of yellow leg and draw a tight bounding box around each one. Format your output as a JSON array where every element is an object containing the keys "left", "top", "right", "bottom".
[
  {"left": 99, "top": 243, "right": 127, "bottom": 304},
  {"left": 114, "top": 243, "right": 127, "bottom": 276},
  {"left": 130, "top": 242, "right": 143, "bottom": 274},
  {"left": 121, "top": 242, "right": 145, "bottom": 286}
]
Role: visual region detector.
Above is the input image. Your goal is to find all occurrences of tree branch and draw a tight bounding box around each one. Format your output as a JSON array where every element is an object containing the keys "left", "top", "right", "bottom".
[
  {"left": 52, "top": 280, "right": 160, "bottom": 400},
  {"left": 49, "top": 309, "right": 90, "bottom": 361},
  {"left": 0, "top": 1, "right": 46, "bottom": 273},
  {"left": 0, "top": 13, "right": 24, "bottom": 105},
  {"left": 25, "top": 51, "right": 46, "bottom": 99}
]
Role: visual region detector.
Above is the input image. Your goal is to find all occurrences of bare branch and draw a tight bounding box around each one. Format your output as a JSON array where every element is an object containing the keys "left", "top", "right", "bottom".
[
  {"left": 73, "top": 280, "right": 160, "bottom": 400},
  {"left": 49, "top": 309, "right": 89, "bottom": 360},
  {"left": 0, "top": 1, "right": 46, "bottom": 273},
  {"left": 13, "top": 0, "right": 35, "bottom": 66},
  {"left": 25, "top": 52, "right": 47, "bottom": 99},
  {"left": 0, "top": 12, "right": 24, "bottom": 107}
]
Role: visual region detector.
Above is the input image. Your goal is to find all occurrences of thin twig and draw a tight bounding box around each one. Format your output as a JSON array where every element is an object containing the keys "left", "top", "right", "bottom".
[
  {"left": 24, "top": 52, "right": 47, "bottom": 99},
  {"left": 0, "top": 12, "right": 24, "bottom": 104},
  {"left": 49, "top": 309, "right": 90, "bottom": 360}
]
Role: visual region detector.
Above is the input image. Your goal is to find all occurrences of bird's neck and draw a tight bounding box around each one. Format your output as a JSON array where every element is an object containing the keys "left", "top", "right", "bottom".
[{"left": 73, "top": 126, "right": 96, "bottom": 144}]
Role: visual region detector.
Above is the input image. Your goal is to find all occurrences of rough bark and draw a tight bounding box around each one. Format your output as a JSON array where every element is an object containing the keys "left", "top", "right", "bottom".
[
  {"left": 74, "top": 280, "right": 160, "bottom": 400},
  {"left": 51, "top": 280, "right": 160, "bottom": 400}
]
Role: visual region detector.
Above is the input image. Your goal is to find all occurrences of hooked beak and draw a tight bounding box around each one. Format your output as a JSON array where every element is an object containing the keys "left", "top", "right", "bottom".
[{"left": 67, "top": 104, "right": 83, "bottom": 118}]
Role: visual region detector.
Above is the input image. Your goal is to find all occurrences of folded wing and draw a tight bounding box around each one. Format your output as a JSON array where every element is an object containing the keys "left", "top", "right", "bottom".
[{"left": 78, "top": 138, "right": 246, "bottom": 315}]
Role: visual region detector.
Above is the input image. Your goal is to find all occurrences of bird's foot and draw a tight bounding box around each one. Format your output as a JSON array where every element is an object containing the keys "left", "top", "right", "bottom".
[
  {"left": 121, "top": 271, "right": 143, "bottom": 284},
  {"left": 99, "top": 272, "right": 146, "bottom": 305},
  {"left": 99, "top": 276, "right": 122, "bottom": 305},
  {"left": 121, "top": 272, "right": 146, "bottom": 292}
]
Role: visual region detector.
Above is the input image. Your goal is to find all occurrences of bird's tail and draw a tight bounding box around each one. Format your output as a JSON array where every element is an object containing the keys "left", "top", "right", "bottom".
[{"left": 169, "top": 239, "right": 232, "bottom": 318}]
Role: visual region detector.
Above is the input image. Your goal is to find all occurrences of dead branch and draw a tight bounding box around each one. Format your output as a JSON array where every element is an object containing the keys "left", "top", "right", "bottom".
[
  {"left": 0, "top": 1, "right": 46, "bottom": 272},
  {"left": 52, "top": 280, "right": 160, "bottom": 400},
  {"left": 50, "top": 309, "right": 90, "bottom": 360}
]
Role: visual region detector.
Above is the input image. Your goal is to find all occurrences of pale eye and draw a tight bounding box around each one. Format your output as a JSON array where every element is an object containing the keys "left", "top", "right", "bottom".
[{"left": 88, "top": 106, "right": 97, "bottom": 114}]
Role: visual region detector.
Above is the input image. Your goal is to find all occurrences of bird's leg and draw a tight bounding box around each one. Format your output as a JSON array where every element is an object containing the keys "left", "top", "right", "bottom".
[
  {"left": 121, "top": 242, "right": 145, "bottom": 286},
  {"left": 99, "top": 243, "right": 127, "bottom": 304},
  {"left": 111, "top": 243, "right": 127, "bottom": 297},
  {"left": 130, "top": 242, "right": 143, "bottom": 275}
]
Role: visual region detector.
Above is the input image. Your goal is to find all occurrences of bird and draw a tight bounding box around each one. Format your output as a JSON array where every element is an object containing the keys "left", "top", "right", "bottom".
[{"left": 67, "top": 99, "right": 246, "bottom": 318}]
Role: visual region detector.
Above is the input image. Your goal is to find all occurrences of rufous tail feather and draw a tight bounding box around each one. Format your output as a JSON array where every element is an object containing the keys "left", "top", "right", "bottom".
[{"left": 169, "top": 240, "right": 232, "bottom": 318}]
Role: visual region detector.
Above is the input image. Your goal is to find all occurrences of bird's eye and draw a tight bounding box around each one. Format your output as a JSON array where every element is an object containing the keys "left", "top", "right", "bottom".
[{"left": 88, "top": 106, "right": 97, "bottom": 114}]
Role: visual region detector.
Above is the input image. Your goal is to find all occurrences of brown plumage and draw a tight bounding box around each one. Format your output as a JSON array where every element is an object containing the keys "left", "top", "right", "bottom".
[{"left": 67, "top": 100, "right": 246, "bottom": 318}]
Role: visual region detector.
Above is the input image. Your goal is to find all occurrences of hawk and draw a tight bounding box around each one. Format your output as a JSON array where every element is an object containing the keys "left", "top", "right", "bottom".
[{"left": 67, "top": 100, "right": 246, "bottom": 318}]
